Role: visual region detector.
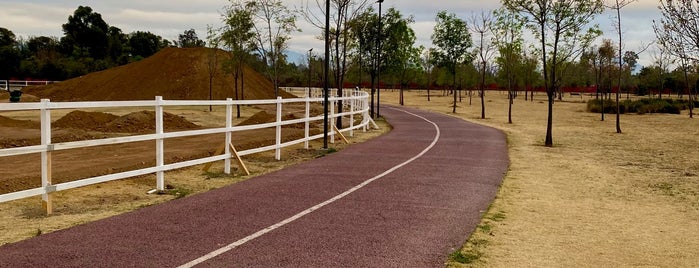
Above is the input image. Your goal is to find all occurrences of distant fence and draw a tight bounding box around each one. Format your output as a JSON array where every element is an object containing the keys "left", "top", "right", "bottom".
[
  {"left": 1, "top": 80, "right": 58, "bottom": 91},
  {"left": 0, "top": 88, "right": 375, "bottom": 214}
]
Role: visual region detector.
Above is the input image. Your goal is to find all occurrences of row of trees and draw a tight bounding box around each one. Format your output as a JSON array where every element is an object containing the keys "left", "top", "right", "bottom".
[{"left": 0, "top": 6, "right": 206, "bottom": 80}]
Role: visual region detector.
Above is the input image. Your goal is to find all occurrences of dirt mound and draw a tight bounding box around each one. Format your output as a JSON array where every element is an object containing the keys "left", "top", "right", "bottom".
[
  {"left": 24, "top": 47, "right": 294, "bottom": 101},
  {"left": 105, "top": 111, "right": 200, "bottom": 133},
  {"left": 238, "top": 111, "right": 309, "bottom": 129},
  {"left": 54, "top": 111, "right": 120, "bottom": 131},
  {"left": 0, "top": 115, "right": 40, "bottom": 128},
  {"left": 52, "top": 110, "right": 200, "bottom": 133}
]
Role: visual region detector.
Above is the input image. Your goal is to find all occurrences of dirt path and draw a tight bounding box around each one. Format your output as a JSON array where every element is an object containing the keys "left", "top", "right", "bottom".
[{"left": 0, "top": 106, "right": 508, "bottom": 267}]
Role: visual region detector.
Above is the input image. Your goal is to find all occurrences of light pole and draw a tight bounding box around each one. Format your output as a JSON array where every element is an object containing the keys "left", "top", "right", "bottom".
[
  {"left": 323, "top": 0, "right": 330, "bottom": 149},
  {"left": 376, "top": 0, "right": 384, "bottom": 118},
  {"left": 308, "top": 48, "right": 313, "bottom": 98}
]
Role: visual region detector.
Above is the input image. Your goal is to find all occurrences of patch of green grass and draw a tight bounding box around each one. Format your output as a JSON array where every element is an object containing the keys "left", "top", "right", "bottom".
[
  {"left": 157, "top": 185, "right": 192, "bottom": 199},
  {"left": 478, "top": 223, "right": 492, "bottom": 233},
  {"left": 450, "top": 249, "right": 482, "bottom": 264}
]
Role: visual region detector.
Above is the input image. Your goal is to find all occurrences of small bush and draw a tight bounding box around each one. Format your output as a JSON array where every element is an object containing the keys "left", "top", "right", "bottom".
[{"left": 586, "top": 98, "right": 692, "bottom": 115}]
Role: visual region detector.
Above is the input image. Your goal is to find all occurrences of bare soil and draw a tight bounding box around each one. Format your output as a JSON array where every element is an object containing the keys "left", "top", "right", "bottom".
[
  {"left": 1, "top": 48, "right": 385, "bottom": 246},
  {"left": 380, "top": 90, "right": 699, "bottom": 267}
]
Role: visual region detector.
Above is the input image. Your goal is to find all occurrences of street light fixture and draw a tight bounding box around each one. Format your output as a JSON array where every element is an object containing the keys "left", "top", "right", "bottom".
[
  {"left": 323, "top": 0, "right": 330, "bottom": 149},
  {"left": 376, "top": 0, "right": 384, "bottom": 118}
]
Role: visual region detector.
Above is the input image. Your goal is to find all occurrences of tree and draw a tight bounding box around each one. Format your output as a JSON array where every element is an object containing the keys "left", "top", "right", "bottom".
[
  {"left": 656, "top": 0, "right": 697, "bottom": 118},
  {"left": 493, "top": 8, "right": 526, "bottom": 124},
  {"left": 128, "top": 31, "right": 164, "bottom": 58},
  {"left": 0, "top": 28, "right": 20, "bottom": 78},
  {"left": 302, "top": 0, "right": 370, "bottom": 126},
  {"left": 431, "top": 11, "right": 474, "bottom": 113},
  {"left": 607, "top": 0, "right": 636, "bottom": 133},
  {"left": 249, "top": 0, "right": 299, "bottom": 97},
  {"left": 597, "top": 39, "right": 616, "bottom": 121},
  {"left": 61, "top": 6, "right": 110, "bottom": 59},
  {"left": 350, "top": 7, "right": 381, "bottom": 117},
  {"left": 420, "top": 47, "right": 436, "bottom": 102},
  {"left": 622, "top": 50, "right": 638, "bottom": 98},
  {"left": 502, "top": 0, "right": 603, "bottom": 147},
  {"left": 381, "top": 8, "right": 419, "bottom": 106},
  {"left": 178, "top": 29, "right": 205, "bottom": 48},
  {"left": 222, "top": 0, "right": 257, "bottom": 118},
  {"left": 471, "top": 11, "right": 496, "bottom": 119}
]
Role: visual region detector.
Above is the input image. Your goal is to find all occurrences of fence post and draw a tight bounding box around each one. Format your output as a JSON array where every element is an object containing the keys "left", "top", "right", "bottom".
[
  {"left": 304, "top": 97, "right": 310, "bottom": 149},
  {"left": 40, "top": 99, "right": 53, "bottom": 215},
  {"left": 155, "top": 96, "right": 165, "bottom": 191},
  {"left": 275, "top": 96, "right": 282, "bottom": 160},
  {"left": 330, "top": 98, "right": 335, "bottom": 144},
  {"left": 225, "top": 98, "right": 233, "bottom": 174},
  {"left": 350, "top": 90, "right": 355, "bottom": 137}
]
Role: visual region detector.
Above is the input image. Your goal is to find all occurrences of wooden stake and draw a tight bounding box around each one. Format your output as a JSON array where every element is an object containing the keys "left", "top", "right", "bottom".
[
  {"left": 229, "top": 143, "right": 250, "bottom": 175},
  {"left": 202, "top": 143, "right": 226, "bottom": 172},
  {"left": 332, "top": 125, "right": 350, "bottom": 144}
]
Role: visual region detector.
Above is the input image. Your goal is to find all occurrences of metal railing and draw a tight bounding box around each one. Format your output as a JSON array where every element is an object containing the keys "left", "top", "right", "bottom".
[{"left": 0, "top": 89, "right": 375, "bottom": 213}]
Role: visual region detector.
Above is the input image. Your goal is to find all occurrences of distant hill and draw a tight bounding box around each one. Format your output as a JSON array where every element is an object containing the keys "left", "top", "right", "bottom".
[{"left": 25, "top": 47, "right": 292, "bottom": 101}]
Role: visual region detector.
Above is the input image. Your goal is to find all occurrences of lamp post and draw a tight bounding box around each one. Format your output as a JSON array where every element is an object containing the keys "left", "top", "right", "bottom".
[
  {"left": 323, "top": 0, "right": 330, "bottom": 149},
  {"left": 376, "top": 0, "right": 384, "bottom": 118},
  {"left": 308, "top": 48, "right": 313, "bottom": 98}
]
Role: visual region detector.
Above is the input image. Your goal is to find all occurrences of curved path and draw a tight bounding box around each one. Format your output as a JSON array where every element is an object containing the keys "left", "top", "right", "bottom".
[{"left": 0, "top": 106, "right": 508, "bottom": 267}]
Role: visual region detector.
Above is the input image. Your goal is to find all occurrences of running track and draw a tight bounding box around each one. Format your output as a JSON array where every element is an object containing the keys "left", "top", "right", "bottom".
[{"left": 0, "top": 106, "right": 508, "bottom": 267}]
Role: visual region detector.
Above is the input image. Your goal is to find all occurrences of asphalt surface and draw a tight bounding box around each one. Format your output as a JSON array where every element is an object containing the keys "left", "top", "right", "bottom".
[{"left": 0, "top": 105, "right": 508, "bottom": 267}]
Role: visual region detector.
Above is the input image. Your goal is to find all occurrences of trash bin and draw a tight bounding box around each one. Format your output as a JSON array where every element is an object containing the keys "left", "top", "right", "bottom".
[{"left": 9, "top": 90, "right": 22, "bottom": 103}]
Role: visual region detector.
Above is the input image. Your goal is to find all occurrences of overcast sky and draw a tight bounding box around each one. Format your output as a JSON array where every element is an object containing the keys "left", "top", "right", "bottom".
[{"left": 1, "top": 0, "right": 661, "bottom": 67}]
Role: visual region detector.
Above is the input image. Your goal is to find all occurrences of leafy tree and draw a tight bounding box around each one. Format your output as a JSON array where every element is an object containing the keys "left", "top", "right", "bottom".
[
  {"left": 178, "top": 29, "right": 205, "bottom": 48},
  {"left": 502, "top": 0, "right": 603, "bottom": 147},
  {"left": 222, "top": 0, "right": 257, "bottom": 117},
  {"left": 493, "top": 8, "right": 525, "bottom": 124},
  {"left": 129, "top": 31, "right": 163, "bottom": 58},
  {"left": 248, "top": 0, "right": 299, "bottom": 97},
  {"left": 0, "top": 28, "right": 20, "bottom": 78},
  {"left": 381, "top": 8, "right": 419, "bottom": 106},
  {"left": 107, "top": 26, "right": 128, "bottom": 64},
  {"left": 350, "top": 7, "right": 381, "bottom": 117},
  {"left": 420, "top": 47, "right": 436, "bottom": 101},
  {"left": 431, "top": 11, "right": 474, "bottom": 113},
  {"left": 61, "top": 6, "right": 110, "bottom": 59}
]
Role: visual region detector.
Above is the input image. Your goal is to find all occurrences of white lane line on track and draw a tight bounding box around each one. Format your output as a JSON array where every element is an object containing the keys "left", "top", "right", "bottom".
[{"left": 177, "top": 108, "right": 441, "bottom": 268}]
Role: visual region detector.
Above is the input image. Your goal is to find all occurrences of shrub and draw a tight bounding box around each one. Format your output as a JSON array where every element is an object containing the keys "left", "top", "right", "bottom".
[{"left": 587, "top": 98, "right": 690, "bottom": 115}]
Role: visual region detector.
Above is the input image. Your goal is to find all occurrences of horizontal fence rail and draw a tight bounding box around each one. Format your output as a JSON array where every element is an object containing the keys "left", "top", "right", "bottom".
[
  {"left": 0, "top": 88, "right": 376, "bottom": 214},
  {"left": 1, "top": 80, "right": 58, "bottom": 91}
]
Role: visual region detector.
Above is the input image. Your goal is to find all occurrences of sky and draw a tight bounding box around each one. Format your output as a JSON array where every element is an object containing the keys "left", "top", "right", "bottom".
[{"left": 1, "top": 0, "right": 661, "bottom": 67}]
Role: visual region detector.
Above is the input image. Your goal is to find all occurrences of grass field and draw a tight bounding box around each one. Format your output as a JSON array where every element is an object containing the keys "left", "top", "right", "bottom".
[{"left": 379, "top": 89, "right": 698, "bottom": 267}]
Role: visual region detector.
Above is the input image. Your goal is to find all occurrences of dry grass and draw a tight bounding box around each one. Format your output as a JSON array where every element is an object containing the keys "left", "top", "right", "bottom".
[
  {"left": 0, "top": 105, "right": 390, "bottom": 246},
  {"left": 380, "top": 90, "right": 698, "bottom": 267}
]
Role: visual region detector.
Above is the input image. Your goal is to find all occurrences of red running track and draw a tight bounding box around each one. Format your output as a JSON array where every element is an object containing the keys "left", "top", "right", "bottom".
[{"left": 0, "top": 106, "right": 508, "bottom": 267}]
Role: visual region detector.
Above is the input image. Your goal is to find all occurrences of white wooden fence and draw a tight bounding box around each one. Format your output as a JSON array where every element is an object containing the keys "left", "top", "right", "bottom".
[
  {"left": 0, "top": 88, "right": 375, "bottom": 214},
  {"left": 1, "top": 80, "right": 57, "bottom": 91}
]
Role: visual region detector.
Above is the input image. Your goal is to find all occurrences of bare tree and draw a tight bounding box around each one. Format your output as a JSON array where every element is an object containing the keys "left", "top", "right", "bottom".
[
  {"left": 249, "top": 0, "right": 298, "bottom": 97},
  {"left": 656, "top": 0, "right": 697, "bottom": 118},
  {"left": 301, "top": 0, "right": 369, "bottom": 127},
  {"left": 420, "top": 47, "right": 435, "bottom": 102},
  {"left": 503, "top": 0, "right": 603, "bottom": 147},
  {"left": 470, "top": 11, "right": 497, "bottom": 119},
  {"left": 605, "top": 0, "right": 636, "bottom": 133}
]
